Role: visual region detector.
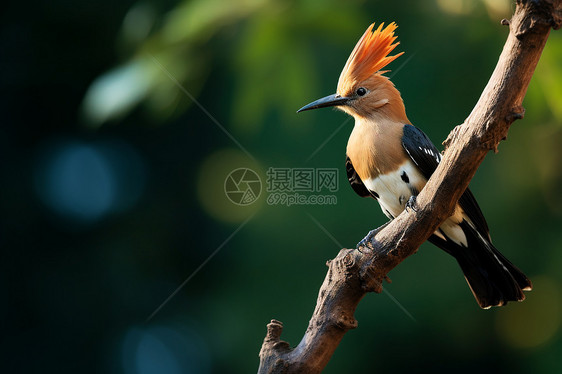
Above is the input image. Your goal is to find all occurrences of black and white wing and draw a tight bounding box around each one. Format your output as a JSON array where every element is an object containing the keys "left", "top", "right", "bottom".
[
  {"left": 345, "top": 155, "right": 372, "bottom": 198},
  {"left": 401, "top": 124, "right": 441, "bottom": 180},
  {"left": 401, "top": 124, "right": 490, "bottom": 239}
]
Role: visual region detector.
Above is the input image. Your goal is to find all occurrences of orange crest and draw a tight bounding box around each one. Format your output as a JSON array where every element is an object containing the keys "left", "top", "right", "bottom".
[{"left": 337, "top": 22, "right": 403, "bottom": 95}]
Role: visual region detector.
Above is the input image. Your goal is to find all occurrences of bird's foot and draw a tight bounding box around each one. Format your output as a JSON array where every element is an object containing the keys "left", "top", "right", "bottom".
[
  {"left": 405, "top": 195, "right": 418, "bottom": 213},
  {"left": 356, "top": 221, "right": 391, "bottom": 251},
  {"left": 357, "top": 229, "right": 378, "bottom": 251}
]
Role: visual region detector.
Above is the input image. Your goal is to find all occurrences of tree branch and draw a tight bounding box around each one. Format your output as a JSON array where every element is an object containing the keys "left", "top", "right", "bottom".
[{"left": 258, "top": 1, "right": 562, "bottom": 373}]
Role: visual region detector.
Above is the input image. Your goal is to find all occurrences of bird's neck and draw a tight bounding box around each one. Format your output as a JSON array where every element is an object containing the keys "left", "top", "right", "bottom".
[
  {"left": 360, "top": 101, "right": 409, "bottom": 124},
  {"left": 346, "top": 116, "right": 407, "bottom": 181},
  {"left": 344, "top": 75, "right": 411, "bottom": 180}
]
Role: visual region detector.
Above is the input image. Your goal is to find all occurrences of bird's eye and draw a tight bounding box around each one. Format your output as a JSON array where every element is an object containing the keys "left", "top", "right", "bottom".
[{"left": 356, "top": 87, "right": 367, "bottom": 96}]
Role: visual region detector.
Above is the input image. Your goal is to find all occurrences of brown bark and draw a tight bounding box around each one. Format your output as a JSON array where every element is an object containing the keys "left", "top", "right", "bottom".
[{"left": 258, "top": 1, "right": 562, "bottom": 373}]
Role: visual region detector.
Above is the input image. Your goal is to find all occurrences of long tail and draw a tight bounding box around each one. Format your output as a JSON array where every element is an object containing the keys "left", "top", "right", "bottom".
[{"left": 429, "top": 221, "right": 532, "bottom": 309}]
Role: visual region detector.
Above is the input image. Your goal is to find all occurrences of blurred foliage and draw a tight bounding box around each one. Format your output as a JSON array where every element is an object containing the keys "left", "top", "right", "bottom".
[
  {"left": 2, "top": 0, "right": 562, "bottom": 373},
  {"left": 81, "top": 0, "right": 368, "bottom": 130}
]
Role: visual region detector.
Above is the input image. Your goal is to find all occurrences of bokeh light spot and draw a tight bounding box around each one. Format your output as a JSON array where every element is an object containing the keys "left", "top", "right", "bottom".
[
  {"left": 122, "top": 2, "right": 156, "bottom": 45},
  {"left": 121, "top": 326, "right": 210, "bottom": 374},
  {"left": 39, "top": 143, "right": 114, "bottom": 222},
  {"left": 34, "top": 139, "right": 146, "bottom": 225},
  {"left": 436, "top": 0, "right": 475, "bottom": 15},
  {"left": 197, "top": 148, "right": 262, "bottom": 223},
  {"left": 82, "top": 58, "right": 155, "bottom": 125},
  {"left": 495, "top": 276, "right": 561, "bottom": 349}
]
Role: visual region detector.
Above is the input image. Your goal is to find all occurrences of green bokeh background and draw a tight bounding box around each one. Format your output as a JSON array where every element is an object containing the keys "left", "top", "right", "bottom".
[{"left": 3, "top": 0, "right": 562, "bottom": 373}]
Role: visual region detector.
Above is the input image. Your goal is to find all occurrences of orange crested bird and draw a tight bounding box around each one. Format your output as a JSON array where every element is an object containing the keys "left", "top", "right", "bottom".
[{"left": 297, "top": 22, "right": 532, "bottom": 309}]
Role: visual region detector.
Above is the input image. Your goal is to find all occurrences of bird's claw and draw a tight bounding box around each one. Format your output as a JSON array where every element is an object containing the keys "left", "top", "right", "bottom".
[
  {"left": 357, "top": 229, "right": 377, "bottom": 251},
  {"left": 405, "top": 195, "right": 418, "bottom": 213},
  {"left": 356, "top": 222, "right": 391, "bottom": 252}
]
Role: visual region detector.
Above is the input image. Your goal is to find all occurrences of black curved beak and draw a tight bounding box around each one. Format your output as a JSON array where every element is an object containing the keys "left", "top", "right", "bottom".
[{"left": 297, "top": 93, "right": 350, "bottom": 113}]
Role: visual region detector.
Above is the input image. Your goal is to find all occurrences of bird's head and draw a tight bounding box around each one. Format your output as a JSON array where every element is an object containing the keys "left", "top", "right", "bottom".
[{"left": 298, "top": 22, "right": 407, "bottom": 122}]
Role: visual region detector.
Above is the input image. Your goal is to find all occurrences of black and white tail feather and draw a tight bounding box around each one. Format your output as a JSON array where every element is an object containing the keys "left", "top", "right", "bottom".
[
  {"left": 402, "top": 124, "right": 531, "bottom": 308},
  {"left": 428, "top": 221, "right": 531, "bottom": 308}
]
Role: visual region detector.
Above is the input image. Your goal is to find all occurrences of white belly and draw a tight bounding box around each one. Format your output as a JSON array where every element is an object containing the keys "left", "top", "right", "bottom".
[
  {"left": 364, "top": 160, "right": 468, "bottom": 246},
  {"left": 363, "top": 161, "right": 424, "bottom": 218}
]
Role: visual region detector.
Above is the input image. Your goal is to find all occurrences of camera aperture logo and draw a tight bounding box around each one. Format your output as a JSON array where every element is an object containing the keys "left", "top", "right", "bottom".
[{"left": 224, "top": 168, "right": 262, "bottom": 206}]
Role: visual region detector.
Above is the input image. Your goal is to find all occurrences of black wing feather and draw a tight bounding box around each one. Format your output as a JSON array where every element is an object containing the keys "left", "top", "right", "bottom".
[
  {"left": 401, "top": 124, "right": 441, "bottom": 180},
  {"left": 401, "top": 124, "right": 490, "bottom": 238},
  {"left": 345, "top": 156, "right": 371, "bottom": 198}
]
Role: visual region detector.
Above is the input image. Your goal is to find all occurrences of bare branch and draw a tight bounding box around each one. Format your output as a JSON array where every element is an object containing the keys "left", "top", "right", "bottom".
[{"left": 258, "top": 1, "right": 562, "bottom": 373}]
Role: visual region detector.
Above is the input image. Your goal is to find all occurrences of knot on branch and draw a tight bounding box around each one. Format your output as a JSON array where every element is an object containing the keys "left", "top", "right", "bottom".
[
  {"left": 481, "top": 133, "right": 503, "bottom": 153},
  {"left": 342, "top": 252, "right": 355, "bottom": 268},
  {"left": 359, "top": 254, "right": 385, "bottom": 294},
  {"left": 265, "top": 320, "right": 285, "bottom": 342},
  {"left": 443, "top": 123, "right": 464, "bottom": 150},
  {"left": 514, "top": 0, "right": 562, "bottom": 38},
  {"left": 506, "top": 106, "right": 526, "bottom": 123},
  {"left": 326, "top": 249, "right": 359, "bottom": 284},
  {"left": 258, "top": 320, "right": 292, "bottom": 374},
  {"left": 333, "top": 307, "right": 359, "bottom": 330},
  {"left": 539, "top": 0, "right": 562, "bottom": 29},
  {"left": 260, "top": 319, "right": 291, "bottom": 352},
  {"left": 552, "top": 12, "right": 562, "bottom": 29},
  {"left": 461, "top": 115, "right": 506, "bottom": 153}
]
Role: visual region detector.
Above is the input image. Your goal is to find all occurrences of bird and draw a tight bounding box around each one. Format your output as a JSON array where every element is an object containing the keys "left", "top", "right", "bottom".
[{"left": 297, "top": 22, "right": 532, "bottom": 309}]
